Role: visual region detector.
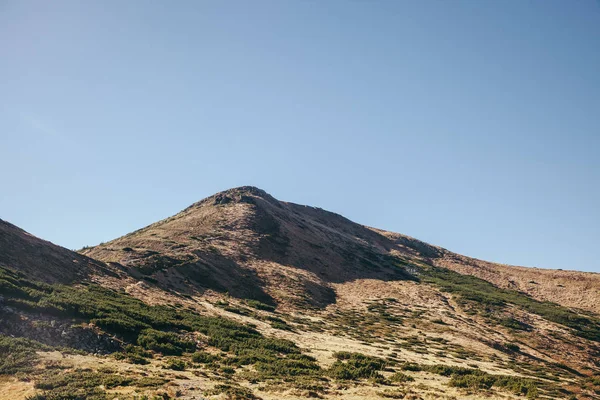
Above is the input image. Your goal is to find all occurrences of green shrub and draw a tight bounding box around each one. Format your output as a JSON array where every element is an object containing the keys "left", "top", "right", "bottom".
[
  {"left": 421, "top": 266, "right": 600, "bottom": 342},
  {"left": 0, "top": 335, "right": 48, "bottom": 374},
  {"left": 254, "top": 354, "right": 320, "bottom": 377},
  {"left": 423, "top": 364, "right": 477, "bottom": 376},
  {"left": 378, "top": 388, "right": 409, "bottom": 398},
  {"left": 505, "top": 342, "right": 521, "bottom": 352},
  {"left": 191, "top": 351, "right": 221, "bottom": 364},
  {"left": 245, "top": 300, "right": 276, "bottom": 312},
  {"left": 400, "top": 362, "right": 422, "bottom": 372},
  {"left": 163, "top": 358, "right": 186, "bottom": 371},
  {"left": 448, "top": 373, "right": 495, "bottom": 389},
  {"left": 390, "top": 372, "right": 414, "bottom": 382},
  {"left": 137, "top": 329, "right": 196, "bottom": 355},
  {"left": 135, "top": 377, "right": 168, "bottom": 388},
  {"left": 328, "top": 352, "right": 386, "bottom": 380},
  {"left": 92, "top": 317, "right": 150, "bottom": 335},
  {"left": 0, "top": 266, "right": 320, "bottom": 380},
  {"left": 205, "top": 384, "right": 262, "bottom": 400},
  {"left": 31, "top": 369, "right": 134, "bottom": 400},
  {"left": 270, "top": 321, "right": 293, "bottom": 331},
  {"left": 498, "top": 317, "right": 531, "bottom": 331}
]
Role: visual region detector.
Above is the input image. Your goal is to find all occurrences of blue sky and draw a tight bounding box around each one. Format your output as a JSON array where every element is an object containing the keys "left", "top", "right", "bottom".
[{"left": 1, "top": 1, "right": 599, "bottom": 272}]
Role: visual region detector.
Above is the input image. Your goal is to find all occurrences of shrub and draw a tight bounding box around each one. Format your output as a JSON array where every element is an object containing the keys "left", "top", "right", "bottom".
[
  {"left": 448, "top": 373, "right": 495, "bottom": 389},
  {"left": 328, "top": 352, "right": 386, "bottom": 380},
  {"left": 163, "top": 358, "right": 186, "bottom": 371},
  {"left": 505, "top": 342, "right": 521, "bottom": 352},
  {"left": 245, "top": 300, "right": 276, "bottom": 312},
  {"left": 390, "top": 372, "right": 414, "bottom": 382},
  {"left": 31, "top": 369, "right": 133, "bottom": 399},
  {"left": 192, "top": 351, "right": 221, "bottom": 364},
  {"left": 205, "top": 384, "right": 262, "bottom": 400},
  {"left": 254, "top": 354, "right": 320, "bottom": 377},
  {"left": 499, "top": 317, "right": 531, "bottom": 331},
  {"left": 0, "top": 266, "right": 320, "bottom": 381},
  {"left": 135, "top": 377, "right": 168, "bottom": 388},
  {"left": 270, "top": 321, "right": 293, "bottom": 331},
  {"left": 423, "top": 364, "right": 477, "bottom": 377},
  {"left": 400, "top": 362, "right": 422, "bottom": 372},
  {"left": 137, "top": 329, "right": 196, "bottom": 355},
  {"left": 421, "top": 266, "right": 600, "bottom": 342},
  {"left": 0, "top": 335, "right": 49, "bottom": 374}
]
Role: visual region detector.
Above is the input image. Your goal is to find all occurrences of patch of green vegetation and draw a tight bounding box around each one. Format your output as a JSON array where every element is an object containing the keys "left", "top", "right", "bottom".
[
  {"left": 254, "top": 353, "right": 321, "bottom": 378},
  {"left": 122, "top": 345, "right": 152, "bottom": 364},
  {"left": 421, "top": 364, "right": 478, "bottom": 377},
  {"left": 245, "top": 299, "right": 276, "bottom": 312},
  {"left": 191, "top": 351, "right": 221, "bottom": 365},
  {"left": 163, "top": 358, "right": 186, "bottom": 371},
  {"left": 399, "top": 362, "right": 422, "bottom": 372},
  {"left": 223, "top": 305, "right": 254, "bottom": 316},
  {"left": 30, "top": 369, "right": 133, "bottom": 400},
  {"left": 270, "top": 321, "right": 293, "bottom": 331},
  {"left": 396, "top": 360, "right": 540, "bottom": 398},
  {"left": 0, "top": 335, "right": 49, "bottom": 375},
  {"left": 328, "top": 352, "right": 386, "bottom": 381},
  {"left": 137, "top": 329, "right": 195, "bottom": 355},
  {"left": 135, "top": 377, "right": 168, "bottom": 387},
  {"left": 0, "top": 266, "right": 320, "bottom": 380},
  {"left": 504, "top": 342, "right": 521, "bottom": 352},
  {"left": 498, "top": 317, "right": 532, "bottom": 331},
  {"left": 390, "top": 372, "right": 414, "bottom": 382},
  {"left": 449, "top": 373, "right": 538, "bottom": 398},
  {"left": 377, "top": 388, "right": 412, "bottom": 399},
  {"left": 366, "top": 301, "right": 404, "bottom": 324},
  {"left": 205, "top": 384, "right": 262, "bottom": 400},
  {"left": 420, "top": 266, "right": 600, "bottom": 342}
]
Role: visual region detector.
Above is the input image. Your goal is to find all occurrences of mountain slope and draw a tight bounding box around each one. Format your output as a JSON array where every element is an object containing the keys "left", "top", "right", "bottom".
[
  {"left": 81, "top": 186, "right": 414, "bottom": 308},
  {"left": 376, "top": 229, "right": 600, "bottom": 315},
  {"left": 82, "top": 186, "right": 600, "bottom": 314},
  {"left": 0, "top": 218, "right": 119, "bottom": 283},
  {"left": 2, "top": 186, "right": 600, "bottom": 400}
]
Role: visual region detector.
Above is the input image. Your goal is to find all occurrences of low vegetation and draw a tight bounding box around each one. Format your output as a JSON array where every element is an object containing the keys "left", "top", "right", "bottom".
[
  {"left": 0, "top": 335, "right": 49, "bottom": 375},
  {"left": 30, "top": 369, "right": 134, "bottom": 400},
  {"left": 421, "top": 265, "right": 600, "bottom": 342},
  {"left": 0, "top": 266, "right": 320, "bottom": 379},
  {"left": 327, "top": 352, "right": 387, "bottom": 381},
  {"left": 0, "top": 263, "right": 585, "bottom": 399}
]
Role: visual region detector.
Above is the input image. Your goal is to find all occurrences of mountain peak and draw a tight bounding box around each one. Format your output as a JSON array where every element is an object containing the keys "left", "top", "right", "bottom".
[{"left": 187, "top": 186, "right": 278, "bottom": 209}]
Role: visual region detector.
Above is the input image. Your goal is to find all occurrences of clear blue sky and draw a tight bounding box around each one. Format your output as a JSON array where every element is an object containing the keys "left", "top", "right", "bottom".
[{"left": 1, "top": 1, "right": 599, "bottom": 272}]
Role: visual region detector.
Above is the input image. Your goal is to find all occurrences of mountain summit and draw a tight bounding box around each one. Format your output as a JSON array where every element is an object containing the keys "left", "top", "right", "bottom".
[
  {"left": 82, "top": 186, "right": 600, "bottom": 313},
  {"left": 82, "top": 186, "right": 414, "bottom": 307}
]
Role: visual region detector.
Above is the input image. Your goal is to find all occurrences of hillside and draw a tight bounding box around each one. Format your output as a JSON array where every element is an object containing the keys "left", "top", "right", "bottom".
[
  {"left": 376, "top": 229, "right": 600, "bottom": 315},
  {"left": 0, "top": 218, "right": 120, "bottom": 283},
  {"left": 81, "top": 186, "right": 600, "bottom": 314},
  {"left": 1, "top": 186, "right": 600, "bottom": 400}
]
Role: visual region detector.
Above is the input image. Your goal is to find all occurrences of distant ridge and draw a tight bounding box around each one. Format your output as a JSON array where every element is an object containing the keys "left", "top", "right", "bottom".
[{"left": 0, "top": 218, "right": 119, "bottom": 283}]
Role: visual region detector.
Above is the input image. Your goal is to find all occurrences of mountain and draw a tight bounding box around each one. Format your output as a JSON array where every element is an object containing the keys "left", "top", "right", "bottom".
[
  {"left": 81, "top": 186, "right": 414, "bottom": 308},
  {"left": 0, "top": 218, "right": 120, "bottom": 283},
  {"left": 82, "top": 186, "right": 600, "bottom": 314},
  {"left": 1, "top": 186, "right": 600, "bottom": 400}
]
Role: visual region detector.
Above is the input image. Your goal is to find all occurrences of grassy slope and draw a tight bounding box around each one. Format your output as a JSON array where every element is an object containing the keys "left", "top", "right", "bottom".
[{"left": 3, "top": 264, "right": 600, "bottom": 399}]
